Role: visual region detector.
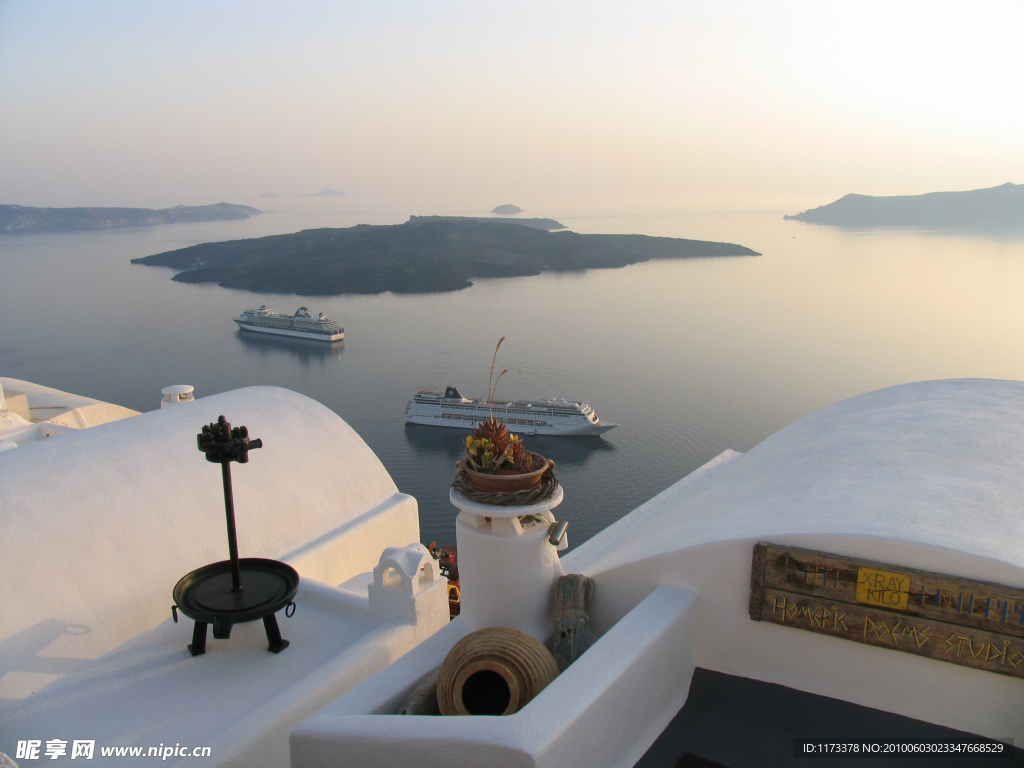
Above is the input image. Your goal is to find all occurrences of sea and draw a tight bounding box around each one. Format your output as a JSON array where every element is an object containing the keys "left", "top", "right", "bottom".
[{"left": 2, "top": 199, "right": 1023, "bottom": 550}]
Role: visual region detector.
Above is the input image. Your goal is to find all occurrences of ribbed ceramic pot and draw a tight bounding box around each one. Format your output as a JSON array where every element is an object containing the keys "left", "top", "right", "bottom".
[
  {"left": 437, "top": 626, "right": 559, "bottom": 716},
  {"left": 458, "top": 454, "right": 553, "bottom": 493}
]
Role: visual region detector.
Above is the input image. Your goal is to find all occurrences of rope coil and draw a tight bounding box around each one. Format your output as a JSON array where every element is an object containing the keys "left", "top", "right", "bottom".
[{"left": 451, "top": 468, "right": 559, "bottom": 506}]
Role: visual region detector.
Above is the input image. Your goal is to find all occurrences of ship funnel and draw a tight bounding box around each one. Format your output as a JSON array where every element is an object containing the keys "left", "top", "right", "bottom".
[{"left": 161, "top": 385, "right": 195, "bottom": 409}]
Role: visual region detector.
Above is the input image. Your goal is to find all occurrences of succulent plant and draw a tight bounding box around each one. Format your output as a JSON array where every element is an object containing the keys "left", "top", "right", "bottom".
[
  {"left": 463, "top": 418, "right": 513, "bottom": 472},
  {"left": 510, "top": 436, "right": 535, "bottom": 473},
  {"left": 462, "top": 338, "right": 539, "bottom": 475}
]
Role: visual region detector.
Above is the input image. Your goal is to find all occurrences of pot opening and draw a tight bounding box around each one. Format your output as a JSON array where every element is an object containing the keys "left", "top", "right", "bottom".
[{"left": 460, "top": 670, "right": 511, "bottom": 715}]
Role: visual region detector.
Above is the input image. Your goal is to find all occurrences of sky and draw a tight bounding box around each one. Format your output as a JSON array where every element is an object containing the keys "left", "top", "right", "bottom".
[{"left": 1, "top": 1, "right": 1022, "bottom": 212}]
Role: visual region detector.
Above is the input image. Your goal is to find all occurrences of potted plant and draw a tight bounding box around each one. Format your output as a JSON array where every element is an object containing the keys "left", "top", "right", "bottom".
[{"left": 456, "top": 338, "right": 553, "bottom": 494}]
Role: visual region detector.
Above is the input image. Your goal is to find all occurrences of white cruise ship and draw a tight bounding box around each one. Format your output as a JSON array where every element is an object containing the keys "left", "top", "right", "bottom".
[
  {"left": 404, "top": 386, "right": 618, "bottom": 435},
  {"left": 234, "top": 305, "right": 344, "bottom": 341}
]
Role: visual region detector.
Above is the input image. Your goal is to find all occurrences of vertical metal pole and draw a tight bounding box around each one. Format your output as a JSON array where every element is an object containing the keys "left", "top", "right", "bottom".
[{"left": 221, "top": 461, "right": 242, "bottom": 592}]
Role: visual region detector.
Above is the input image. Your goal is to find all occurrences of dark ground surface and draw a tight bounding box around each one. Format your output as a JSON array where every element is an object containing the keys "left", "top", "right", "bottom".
[{"left": 635, "top": 669, "right": 1022, "bottom": 768}]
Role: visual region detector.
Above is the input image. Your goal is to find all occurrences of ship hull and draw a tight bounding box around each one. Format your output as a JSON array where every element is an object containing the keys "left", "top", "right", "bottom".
[
  {"left": 404, "top": 411, "right": 617, "bottom": 436},
  {"left": 235, "top": 320, "right": 343, "bottom": 342}
]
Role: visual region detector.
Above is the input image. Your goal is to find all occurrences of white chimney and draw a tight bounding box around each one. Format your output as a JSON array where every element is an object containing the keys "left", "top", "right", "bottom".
[
  {"left": 451, "top": 486, "right": 567, "bottom": 642},
  {"left": 160, "top": 385, "right": 195, "bottom": 409}
]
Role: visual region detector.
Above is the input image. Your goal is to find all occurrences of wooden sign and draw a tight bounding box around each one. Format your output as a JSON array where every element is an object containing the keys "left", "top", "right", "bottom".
[{"left": 749, "top": 542, "right": 1024, "bottom": 679}]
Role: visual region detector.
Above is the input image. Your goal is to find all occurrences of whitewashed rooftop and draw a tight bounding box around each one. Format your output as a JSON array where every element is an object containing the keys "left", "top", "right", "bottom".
[
  {"left": 3, "top": 378, "right": 1023, "bottom": 767},
  {"left": 0, "top": 386, "right": 448, "bottom": 767}
]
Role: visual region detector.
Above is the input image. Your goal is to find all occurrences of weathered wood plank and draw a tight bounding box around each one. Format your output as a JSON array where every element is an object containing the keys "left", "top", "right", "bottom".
[
  {"left": 748, "top": 541, "right": 768, "bottom": 621},
  {"left": 760, "top": 587, "right": 1024, "bottom": 679},
  {"left": 758, "top": 543, "right": 1024, "bottom": 639}
]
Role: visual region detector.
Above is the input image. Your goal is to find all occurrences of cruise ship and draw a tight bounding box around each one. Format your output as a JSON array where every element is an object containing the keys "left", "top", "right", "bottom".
[
  {"left": 404, "top": 386, "right": 618, "bottom": 435},
  {"left": 234, "top": 305, "right": 344, "bottom": 341}
]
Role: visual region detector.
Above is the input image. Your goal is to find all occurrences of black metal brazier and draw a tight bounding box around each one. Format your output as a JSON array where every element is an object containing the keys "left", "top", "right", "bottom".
[{"left": 172, "top": 416, "right": 299, "bottom": 656}]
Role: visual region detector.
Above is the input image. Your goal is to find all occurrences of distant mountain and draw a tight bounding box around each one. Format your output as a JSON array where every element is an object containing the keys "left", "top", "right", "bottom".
[
  {"left": 132, "top": 215, "right": 759, "bottom": 296},
  {"left": 785, "top": 183, "right": 1024, "bottom": 226},
  {"left": 410, "top": 215, "right": 564, "bottom": 231},
  {"left": 258, "top": 192, "right": 281, "bottom": 198},
  {"left": 305, "top": 188, "right": 347, "bottom": 197},
  {"left": 0, "top": 203, "right": 261, "bottom": 233},
  {"left": 492, "top": 204, "right": 523, "bottom": 215}
]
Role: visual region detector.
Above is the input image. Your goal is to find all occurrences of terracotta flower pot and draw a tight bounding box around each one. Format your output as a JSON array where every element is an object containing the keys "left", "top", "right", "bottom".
[
  {"left": 437, "top": 626, "right": 559, "bottom": 716},
  {"left": 458, "top": 452, "right": 553, "bottom": 493}
]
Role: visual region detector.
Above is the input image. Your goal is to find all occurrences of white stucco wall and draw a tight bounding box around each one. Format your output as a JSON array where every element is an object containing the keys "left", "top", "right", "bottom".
[
  {"left": 0, "top": 386, "right": 419, "bottom": 701},
  {"left": 565, "top": 378, "right": 1024, "bottom": 742}
]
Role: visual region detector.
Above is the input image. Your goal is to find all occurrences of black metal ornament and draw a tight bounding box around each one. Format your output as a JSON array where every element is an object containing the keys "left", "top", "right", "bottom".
[{"left": 172, "top": 416, "right": 299, "bottom": 656}]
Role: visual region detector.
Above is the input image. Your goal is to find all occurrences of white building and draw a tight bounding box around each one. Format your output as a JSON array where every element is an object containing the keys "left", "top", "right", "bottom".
[
  {"left": 1, "top": 378, "right": 1022, "bottom": 766},
  {"left": 0, "top": 377, "right": 139, "bottom": 451}
]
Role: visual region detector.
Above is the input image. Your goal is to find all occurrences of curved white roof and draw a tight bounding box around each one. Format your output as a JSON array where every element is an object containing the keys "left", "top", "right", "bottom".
[
  {"left": 574, "top": 378, "right": 1024, "bottom": 576},
  {"left": 0, "top": 386, "right": 407, "bottom": 700}
]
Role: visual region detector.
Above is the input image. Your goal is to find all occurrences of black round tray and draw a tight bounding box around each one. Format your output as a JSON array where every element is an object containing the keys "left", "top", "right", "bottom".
[{"left": 174, "top": 558, "right": 299, "bottom": 626}]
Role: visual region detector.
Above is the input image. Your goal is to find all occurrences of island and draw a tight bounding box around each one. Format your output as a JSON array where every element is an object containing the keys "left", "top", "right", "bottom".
[
  {"left": 492, "top": 204, "right": 523, "bottom": 215},
  {"left": 784, "top": 182, "right": 1023, "bottom": 227},
  {"left": 131, "top": 215, "right": 760, "bottom": 295},
  {"left": 0, "top": 203, "right": 261, "bottom": 233},
  {"left": 415, "top": 215, "right": 565, "bottom": 231},
  {"left": 305, "top": 188, "right": 347, "bottom": 197},
  {"left": 258, "top": 192, "right": 281, "bottom": 198}
]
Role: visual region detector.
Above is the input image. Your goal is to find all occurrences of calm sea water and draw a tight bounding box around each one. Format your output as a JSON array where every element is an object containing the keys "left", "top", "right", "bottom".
[{"left": 2, "top": 200, "right": 1023, "bottom": 549}]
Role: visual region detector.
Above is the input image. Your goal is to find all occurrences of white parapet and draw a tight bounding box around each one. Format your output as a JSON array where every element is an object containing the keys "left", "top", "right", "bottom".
[
  {"left": 0, "top": 377, "right": 139, "bottom": 439},
  {"left": 290, "top": 583, "right": 699, "bottom": 768},
  {"left": 368, "top": 543, "right": 450, "bottom": 625},
  {"left": 451, "top": 486, "right": 567, "bottom": 642}
]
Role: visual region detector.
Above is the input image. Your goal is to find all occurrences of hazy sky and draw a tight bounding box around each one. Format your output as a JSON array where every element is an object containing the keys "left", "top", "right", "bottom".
[{"left": 1, "top": 1, "right": 1021, "bottom": 211}]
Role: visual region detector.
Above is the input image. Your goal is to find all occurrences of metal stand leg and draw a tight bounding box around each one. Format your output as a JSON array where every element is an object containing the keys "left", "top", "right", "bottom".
[
  {"left": 188, "top": 622, "right": 208, "bottom": 657},
  {"left": 212, "top": 619, "right": 233, "bottom": 640},
  {"left": 264, "top": 614, "right": 289, "bottom": 653}
]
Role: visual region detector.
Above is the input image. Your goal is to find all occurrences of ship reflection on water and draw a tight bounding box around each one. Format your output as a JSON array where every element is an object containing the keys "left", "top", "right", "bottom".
[{"left": 235, "top": 330, "right": 345, "bottom": 363}]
